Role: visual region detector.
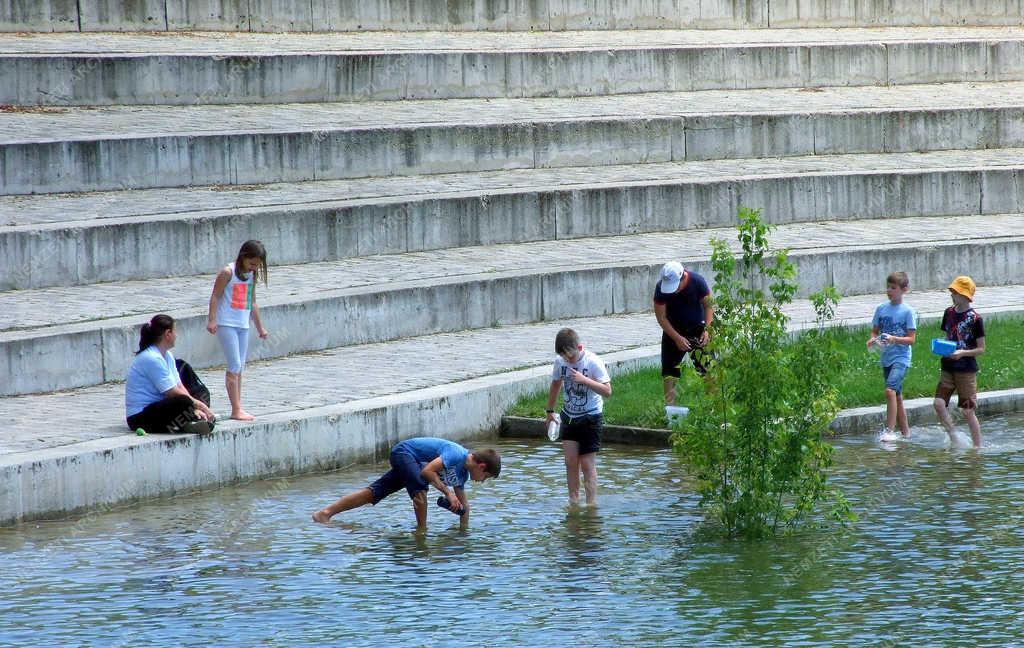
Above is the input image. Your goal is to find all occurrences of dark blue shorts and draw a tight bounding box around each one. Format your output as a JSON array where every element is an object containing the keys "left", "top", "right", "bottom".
[{"left": 367, "top": 447, "right": 428, "bottom": 504}]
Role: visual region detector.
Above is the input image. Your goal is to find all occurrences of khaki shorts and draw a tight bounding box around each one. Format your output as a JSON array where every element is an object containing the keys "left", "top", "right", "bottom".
[{"left": 935, "top": 370, "right": 977, "bottom": 409}]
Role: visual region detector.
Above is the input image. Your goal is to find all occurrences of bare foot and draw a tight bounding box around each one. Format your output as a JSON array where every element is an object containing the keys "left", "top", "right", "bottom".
[
  {"left": 231, "top": 410, "right": 256, "bottom": 421},
  {"left": 312, "top": 510, "right": 332, "bottom": 524}
]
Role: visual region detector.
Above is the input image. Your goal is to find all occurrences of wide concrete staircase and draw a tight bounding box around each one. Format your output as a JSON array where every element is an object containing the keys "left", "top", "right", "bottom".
[{"left": 2, "top": 0, "right": 1023, "bottom": 522}]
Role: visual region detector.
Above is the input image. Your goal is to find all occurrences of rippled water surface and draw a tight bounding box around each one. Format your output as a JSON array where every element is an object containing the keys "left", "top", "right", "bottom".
[{"left": 4, "top": 416, "right": 1024, "bottom": 647}]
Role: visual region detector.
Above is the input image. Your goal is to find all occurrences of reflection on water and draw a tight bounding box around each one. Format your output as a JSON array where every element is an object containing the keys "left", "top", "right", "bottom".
[{"left": 3, "top": 414, "right": 1024, "bottom": 646}]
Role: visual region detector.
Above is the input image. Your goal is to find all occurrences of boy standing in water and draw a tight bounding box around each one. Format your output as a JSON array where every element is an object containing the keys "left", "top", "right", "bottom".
[
  {"left": 868, "top": 271, "right": 917, "bottom": 441},
  {"left": 933, "top": 276, "right": 986, "bottom": 448},
  {"left": 544, "top": 328, "right": 612, "bottom": 506}
]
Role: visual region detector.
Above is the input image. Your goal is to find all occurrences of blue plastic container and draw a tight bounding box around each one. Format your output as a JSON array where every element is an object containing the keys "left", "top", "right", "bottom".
[{"left": 931, "top": 338, "right": 957, "bottom": 357}]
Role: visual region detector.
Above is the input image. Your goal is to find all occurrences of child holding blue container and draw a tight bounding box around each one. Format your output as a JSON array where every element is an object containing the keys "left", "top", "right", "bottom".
[
  {"left": 932, "top": 276, "right": 986, "bottom": 448},
  {"left": 868, "top": 271, "right": 917, "bottom": 441}
]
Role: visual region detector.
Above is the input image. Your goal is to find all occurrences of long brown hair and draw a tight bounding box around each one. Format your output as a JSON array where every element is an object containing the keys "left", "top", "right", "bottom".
[{"left": 234, "top": 240, "right": 268, "bottom": 285}]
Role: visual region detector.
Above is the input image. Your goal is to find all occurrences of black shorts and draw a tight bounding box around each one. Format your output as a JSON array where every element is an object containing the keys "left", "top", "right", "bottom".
[
  {"left": 560, "top": 412, "right": 603, "bottom": 455},
  {"left": 660, "top": 331, "right": 710, "bottom": 378}
]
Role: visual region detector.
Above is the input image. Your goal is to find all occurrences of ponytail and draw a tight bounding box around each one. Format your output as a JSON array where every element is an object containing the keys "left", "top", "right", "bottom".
[{"left": 137, "top": 314, "right": 174, "bottom": 354}]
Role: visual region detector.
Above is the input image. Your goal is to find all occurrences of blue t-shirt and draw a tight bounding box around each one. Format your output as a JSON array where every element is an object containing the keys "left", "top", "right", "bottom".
[
  {"left": 125, "top": 346, "right": 180, "bottom": 417},
  {"left": 872, "top": 301, "right": 917, "bottom": 368},
  {"left": 653, "top": 270, "right": 710, "bottom": 334},
  {"left": 394, "top": 438, "right": 470, "bottom": 488}
]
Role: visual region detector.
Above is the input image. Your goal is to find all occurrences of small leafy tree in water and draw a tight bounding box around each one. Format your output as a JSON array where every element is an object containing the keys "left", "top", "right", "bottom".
[{"left": 673, "top": 208, "right": 850, "bottom": 538}]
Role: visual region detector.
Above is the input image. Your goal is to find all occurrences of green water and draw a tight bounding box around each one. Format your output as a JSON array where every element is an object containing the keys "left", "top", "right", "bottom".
[{"left": 2, "top": 416, "right": 1024, "bottom": 647}]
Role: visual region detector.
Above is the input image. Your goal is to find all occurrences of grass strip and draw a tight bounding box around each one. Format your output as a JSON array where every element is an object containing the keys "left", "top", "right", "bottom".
[{"left": 507, "top": 315, "right": 1024, "bottom": 428}]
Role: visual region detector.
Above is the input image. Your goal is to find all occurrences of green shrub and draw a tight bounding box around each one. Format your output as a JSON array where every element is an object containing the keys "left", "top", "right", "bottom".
[{"left": 673, "top": 208, "right": 851, "bottom": 538}]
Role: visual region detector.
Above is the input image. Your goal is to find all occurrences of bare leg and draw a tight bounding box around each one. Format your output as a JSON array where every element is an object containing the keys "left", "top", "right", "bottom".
[
  {"left": 579, "top": 452, "right": 598, "bottom": 506},
  {"left": 226, "top": 371, "right": 255, "bottom": 421},
  {"left": 663, "top": 377, "right": 677, "bottom": 406},
  {"left": 964, "top": 409, "right": 982, "bottom": 448},
  {"left": 896, "top": 394, "right": 910, "bottom": 437},
  {"left": 412, "top": 491, "right": 427, "bottom": 530},
  {"left": 312, "top": 487, "right": 373, "bottom": 523},
  {"left": 933, "top": 397, "right": 956, "bottom": 442},
  {"left": 884, "top": 388, "right": 898, "bottom": 432},
  {"left": 563, "top": 440, "right": 581, "bottom": 504}
]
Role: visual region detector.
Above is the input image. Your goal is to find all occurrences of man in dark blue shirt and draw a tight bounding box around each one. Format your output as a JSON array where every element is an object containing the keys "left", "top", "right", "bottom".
[{"left": 653, "top": 262, "right": 714, "bottom": 406}]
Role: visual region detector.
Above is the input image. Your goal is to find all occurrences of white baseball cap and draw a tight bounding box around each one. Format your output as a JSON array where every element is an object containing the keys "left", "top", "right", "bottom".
[{"left": 660, "top": 261, "right": 684, "bottom": 293}]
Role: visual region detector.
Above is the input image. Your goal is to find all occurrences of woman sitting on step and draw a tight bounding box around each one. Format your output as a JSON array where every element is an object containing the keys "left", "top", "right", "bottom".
[{"left": 125, "top": 314, "right": 216, "bottom": 435}]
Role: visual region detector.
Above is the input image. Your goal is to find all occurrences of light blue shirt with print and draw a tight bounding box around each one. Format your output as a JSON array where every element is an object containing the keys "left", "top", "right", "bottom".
[
  {"left": 395, "top": 438, "right": 470, "bottom": 488},
  {"left": 872, "top": 302, "right": 917, "bottom": 368},
  {"left": 125, "top": 346, "right": 180, "bottom": 417}
]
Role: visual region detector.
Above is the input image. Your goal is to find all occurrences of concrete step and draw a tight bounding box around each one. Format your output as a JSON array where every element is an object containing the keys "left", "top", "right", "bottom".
[
  {"left": 2, "top": 212, "right": 1022, "bottom": 396},
  {"left": 4, "top": 282, "right": 1024, "bottom": 525},
  {"left": 5, "top": 27, "right": 1024, "bottom": 105},
  {"left": 3, "top": 81, "right": 1024, "bottom": 195},
  {"left": 3, "top": 0, "right": 1023, "bottom": 33},
  {"left": 4, "top": 148, "right": 1024, "bottom": 290}
]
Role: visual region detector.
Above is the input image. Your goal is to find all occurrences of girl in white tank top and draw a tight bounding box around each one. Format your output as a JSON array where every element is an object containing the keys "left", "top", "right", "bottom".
[{"left": 206, "top": 240, "right": 270, "bottom": 421}]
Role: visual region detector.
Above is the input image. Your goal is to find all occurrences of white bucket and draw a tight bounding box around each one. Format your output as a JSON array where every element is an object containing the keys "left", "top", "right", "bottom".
[{"left": 665, "top": 405, "right": 690, "bottom": 424}]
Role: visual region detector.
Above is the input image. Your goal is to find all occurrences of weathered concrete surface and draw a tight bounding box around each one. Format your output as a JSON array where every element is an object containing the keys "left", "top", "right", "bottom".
[
  {"left": 4, "top": 27, "right": 1024, "bottom": 105},
  {"left": 3, "top": 0, "right": 1022, "bottom": 32},
  {"left": 3, "top": 214, "right": 1024, "bottom": 396},
  {"left": 3, "top": 81, "right": 1024, "bottom": 195},
  {"left": 4, "top": 148, "right": 1023, "bottom": 290},
  {"left": 6, "top": 289, "right": 1022, "bottom": 456}
]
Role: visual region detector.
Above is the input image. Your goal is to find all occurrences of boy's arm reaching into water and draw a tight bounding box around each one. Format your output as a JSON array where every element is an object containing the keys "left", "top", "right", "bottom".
[
  {"left": 455, "top": 487, "right": 469, "bottom": 529},
  {"left": 421, "top": 457, "right": 463, "bottom": 513}
]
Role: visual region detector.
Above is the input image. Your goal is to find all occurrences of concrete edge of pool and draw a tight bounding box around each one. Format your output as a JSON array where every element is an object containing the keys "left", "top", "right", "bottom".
[{"left": 4, "top": 344, "right": 1024, "bottom": 526}]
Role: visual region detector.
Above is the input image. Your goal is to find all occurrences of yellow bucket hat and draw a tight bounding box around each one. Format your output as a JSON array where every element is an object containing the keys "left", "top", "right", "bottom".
[{"left": 948, "top": 276, "right": 976, "bottom": 300}]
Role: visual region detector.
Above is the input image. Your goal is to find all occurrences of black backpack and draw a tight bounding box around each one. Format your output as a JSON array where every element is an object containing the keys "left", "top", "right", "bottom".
[{"left": 176, "top": 358, "right": 211, "bottom": 406}]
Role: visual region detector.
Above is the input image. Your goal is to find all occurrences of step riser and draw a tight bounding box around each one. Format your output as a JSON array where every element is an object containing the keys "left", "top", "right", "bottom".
[
  {"left": 8, "top": 42, "right": 1024, "bottom": 106},
  {"left": 4, "top": 238, "right": 1019, "bottom": 396},
  {"left": 4, "top": 167, "right": 1022, "bottom": 290},
  {"left": 3, "top": 0, "right": 1022, "bottom": 33},
  {"left": 5, "top": 108, "right": 1021, "bottom": 195}
]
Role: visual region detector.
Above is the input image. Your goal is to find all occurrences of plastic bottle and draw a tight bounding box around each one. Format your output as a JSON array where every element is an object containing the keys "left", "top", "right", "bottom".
[
  {"left": 547, "top": 418, "right": 560, "bottom": 441},
  {"left": 436, "top": 496, "right": 466, "bottom": 516}
]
